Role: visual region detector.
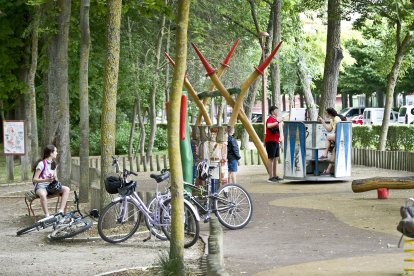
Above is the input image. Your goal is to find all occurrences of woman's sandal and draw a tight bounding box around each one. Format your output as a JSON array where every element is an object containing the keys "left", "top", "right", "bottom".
[{"left": 320, "top": 169, "right": 330, "bottom": 176}]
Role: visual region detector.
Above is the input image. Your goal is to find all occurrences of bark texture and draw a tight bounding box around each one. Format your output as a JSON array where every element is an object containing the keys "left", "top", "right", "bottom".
[{"left": 100, "top": 0, "right": 122, "bottom": 210}]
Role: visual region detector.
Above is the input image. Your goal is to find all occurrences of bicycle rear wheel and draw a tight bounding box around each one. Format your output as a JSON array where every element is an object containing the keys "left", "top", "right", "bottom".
[
  {"left": 16, "top": 216, "right": 58, "bottom": 236},
  {"left": 144, "top": 195, "right": 168, "bottom": 241},
  {"left": 160, "top": 200, "right": 200, "bottom": 248},
  {"left": 214, "top": 184, "right": 253, "bottom": 230},
  {"left": 98, "top": 198, "right": 141, "bottom": 243},
  {"left": 49, "top": 218, "right": 93, "bottom": 240}
]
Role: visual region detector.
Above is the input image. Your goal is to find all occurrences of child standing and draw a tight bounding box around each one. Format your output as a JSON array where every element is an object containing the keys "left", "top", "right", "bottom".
[{"left": 227, "top": 126, "right": 241, "bottom": 184}]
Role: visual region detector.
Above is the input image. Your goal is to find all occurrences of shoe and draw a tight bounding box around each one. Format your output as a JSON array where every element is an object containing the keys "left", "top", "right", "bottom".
[
  {"left": 267, "top": 178, "right": 274, "bottom": 183},
  {"left": 273, "top": 176, "right": 283, "bottom": 181},
  {"left": 320, "top": 170, "right": 330, "bottom": 176}
]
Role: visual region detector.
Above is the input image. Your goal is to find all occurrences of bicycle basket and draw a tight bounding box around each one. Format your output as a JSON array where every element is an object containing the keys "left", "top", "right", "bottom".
[{"left": 104, "top": 176, "right": 123, "bottom": 194}]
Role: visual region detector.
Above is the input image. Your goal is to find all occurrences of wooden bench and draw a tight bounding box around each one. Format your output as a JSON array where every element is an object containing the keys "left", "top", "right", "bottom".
[{"left": 24, "top": 191, "right": 62, "bottom": 220}]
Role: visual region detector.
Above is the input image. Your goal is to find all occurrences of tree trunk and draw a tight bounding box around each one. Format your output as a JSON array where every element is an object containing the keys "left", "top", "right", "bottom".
[
  {"left": 297, "top": 57, "right": 317, "bottom": 121},
  {"left": 20, "top": 38, "right": 30, "bottom": 181},
  {"left": 270, "top": 0, "right": 282, "bottom": 108},
  {"left": 79, "top": 0, "right": 90, "bottom": 203},
  {"left": 27, "top": 5, "right": 40, "bottom": 166},
  {"left": 100, "top": 0, "right": 122, "bottom": 210},
  {"left": 379, "top": 32, "right": 412, "bottom": 151},
  {"left": 146, "top": 10, "right": 166, "bottom": 159},
  {"left": 128, "top": 99, "right": 138, "bottom": 157},
  {"left": 319, "top": 0, "right": 343, "bottom": 115},
  {"left": 348, "top": 93, "right": 353, "bottom": 107},
  {"left": 168, "top": 0, "right": 191, "bottom": 271},
  {"left": 45, "top": 0, "right": 72, "bottom": 187}
]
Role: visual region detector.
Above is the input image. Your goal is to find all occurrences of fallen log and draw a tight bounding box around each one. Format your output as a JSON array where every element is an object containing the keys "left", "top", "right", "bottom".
[{"left": 352, "top": 176, "right": 414, "bottom": 193}]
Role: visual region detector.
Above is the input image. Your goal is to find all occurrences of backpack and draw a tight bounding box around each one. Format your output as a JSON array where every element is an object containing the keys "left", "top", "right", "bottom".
[
  {"left": 32, "top": 160, "right": 47, "bottom": 186},
  {"left": 397, "top": 198, "right": 414, "bottom": 246}
]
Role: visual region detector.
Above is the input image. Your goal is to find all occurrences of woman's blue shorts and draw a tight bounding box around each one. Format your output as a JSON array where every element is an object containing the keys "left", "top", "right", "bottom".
[{"left": 228, "top": 159, "right": 238, "bottom": 172}]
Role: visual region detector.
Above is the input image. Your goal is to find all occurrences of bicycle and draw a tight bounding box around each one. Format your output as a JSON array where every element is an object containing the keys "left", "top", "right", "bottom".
[
  {"left": 97, "top": 156, "right": 200, "bottom": 248},
  {"left": 17, "top": 191, "right": 98, "bottom": 239},
  {"left": 184, "top": 160, "right": 253, "bottom": 230}
]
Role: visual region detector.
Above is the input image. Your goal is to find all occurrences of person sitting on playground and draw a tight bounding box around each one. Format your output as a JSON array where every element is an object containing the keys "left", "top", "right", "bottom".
[
  {"left": 318, "top": 108, "right": 346, "bottom": 175},
  {"left": 32, "top": 145, "right": 70, "bottom": 218},
  {"left": 227, "top": 125, "right": 241, "bottom": 184}
]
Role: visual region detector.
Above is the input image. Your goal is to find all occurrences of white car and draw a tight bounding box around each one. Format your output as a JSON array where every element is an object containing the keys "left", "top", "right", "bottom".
[{"left": 398, "top": 105, "right": 414, "bottom": 124}]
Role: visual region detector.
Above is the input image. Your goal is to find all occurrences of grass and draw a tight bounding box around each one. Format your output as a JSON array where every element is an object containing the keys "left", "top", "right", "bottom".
[{"left": 0, "top": 144, "right": 27, "bottom": 184}]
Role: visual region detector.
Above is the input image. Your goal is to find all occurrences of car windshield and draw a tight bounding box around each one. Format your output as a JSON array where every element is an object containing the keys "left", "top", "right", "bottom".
[{"left": 339, "top": 108, "right": 351, "bottom": 115}]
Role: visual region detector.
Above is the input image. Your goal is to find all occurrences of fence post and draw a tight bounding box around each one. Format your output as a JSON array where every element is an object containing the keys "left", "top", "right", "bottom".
[
  {"left": 156, "top": 155, "right": 161, "bottom": 171},
  {"left": 163, "top": 155, "right": 168, "bottom": 169},
  {"left": 243, "top": 149, "right": 247, "bottom": 165},
  {"left": 207, "top": 216, "right": 228, "bottom": 276},
  {"left": 149, "top": 156, "right": 154, "bottom": 171},
  {"left": 250, "top": 150, "right": 254, "bottom": 165},
  {"left": 142, "top": 155, "right": 148, "bottom": 172}
]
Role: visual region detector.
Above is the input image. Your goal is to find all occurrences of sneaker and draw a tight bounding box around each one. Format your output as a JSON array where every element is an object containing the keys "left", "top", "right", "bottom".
[
  {"left": 267, "top": 178, "right": 274, "bottom": 183},
  {"left": 273, "top": 176, "right": 283, "bottom": 181}
]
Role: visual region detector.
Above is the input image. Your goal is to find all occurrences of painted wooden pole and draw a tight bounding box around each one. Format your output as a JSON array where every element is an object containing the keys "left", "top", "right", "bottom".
[
  {"left": 164, "top": 52, "right": 212, "bottom": 125},
  {"left": 191, "top": 43, "right": 270, "bottom": 172},
  {"left": 196, "top": 38, "right": 240, "bottom": 125},
  {"left": 228, "top": 41, "right": 283, "bottom": 125}
]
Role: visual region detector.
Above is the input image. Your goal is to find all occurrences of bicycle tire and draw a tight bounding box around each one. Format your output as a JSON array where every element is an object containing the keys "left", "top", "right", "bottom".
[
  {"left": 214, "top": 184, "right": 253, "bottom": 230},
  {"left": 16, "top": 216, "right": 58, "bottom": 236},
  {"left": 49, "top": 219, "right": 93, "bottom": 240},
  {"left": 98, "top": 198, "right": 141, "bottom": 243},
  {"left": 144, "top": 195, "right": 168, "bottom": 241},
  {"left": 160, "top": 199, "right": 200, "bottom": 248}
]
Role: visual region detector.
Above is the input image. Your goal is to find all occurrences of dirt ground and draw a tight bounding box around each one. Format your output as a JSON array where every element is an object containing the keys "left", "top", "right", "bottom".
[
  {"left": 0, "top": 179, "right": 204, "bottom": 276},
  {"left": 2, "top": 165, "right": 414, "bottom": 275}
]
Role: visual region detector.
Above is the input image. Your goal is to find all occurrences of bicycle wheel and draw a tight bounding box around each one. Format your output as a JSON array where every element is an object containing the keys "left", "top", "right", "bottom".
[
  {"left": 16, "top": 216, "right": 58, "bottom": 236},
  {"left": 144, "top": 195, "right": 168, "bottom": 241},
  {"left": 214, "top": 184, "right": 253, "bottom": 230},
  {"left": 98, "top": 198, "right": 141, "bottom": 243},
  {"left": 160, "top": 200, "right": 200, "bottom": 248},
  {"left": 49, "top": 218, "right": 93, "bottom": 240}
]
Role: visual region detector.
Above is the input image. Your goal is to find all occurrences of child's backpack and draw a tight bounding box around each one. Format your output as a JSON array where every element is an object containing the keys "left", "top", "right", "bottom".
[
  {"left": 397, "top": 198, "right": 414, "bottom": 246},
  {"left": 32, "top": 160, "right": 47, "bottom": 186}
]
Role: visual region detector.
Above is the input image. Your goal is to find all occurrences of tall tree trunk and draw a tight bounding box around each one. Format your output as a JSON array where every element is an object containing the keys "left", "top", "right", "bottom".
[
  {"left": 319, "top": 0, "right": 343, "bottom": 114},
  {"left": 379, "top": 31, "right": 412, "bottom": 150},
  {"left": 100, "top": 0, "right": 122, "bottom": 210},
  {"left": 45, "top": 0, "right": 72, "bottom": 187},
  {"left": 20, "top": 40, "right": 30, "bottom": 180},
  {"left": 79, "top": 0, "right": 90, "bottom": 203},
  {"left": 168, "top": 0, "right": 190, "bottom": 271},
  {"left": 128, "top": 99, "right": 138, "bottom": 157},
  {"left": 297, "top": 58, "right": 317, "bottom": 121},
  {"left": 147, "top": 11, "right": 166, "bottom": 159},
  {"left": 27, "top": 5, "right": 40, "bottom": 166},
  {"left": 270, "top": 0, "right": 282, "bottom": 108}
]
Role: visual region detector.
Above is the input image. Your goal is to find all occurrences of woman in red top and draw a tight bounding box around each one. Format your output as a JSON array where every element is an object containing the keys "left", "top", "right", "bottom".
[{"left": 265, "top": 106, "right": 283, "bottom": 182}]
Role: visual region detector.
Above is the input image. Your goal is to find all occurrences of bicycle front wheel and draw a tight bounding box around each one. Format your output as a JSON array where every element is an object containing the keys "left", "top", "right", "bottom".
[
  {"left": 49, "top": 219, "right": 93, "bottom": 240},
  {"left": 98, "top": 198, "right": 141, "bottom": 243},
  {"left": 214, "top": 184, "right": 253, "bottom": 230},
  {"left": 160, "top": 200, "right": 200, "bottom": 248},
  {"left": 16, "top": 216, "right": 58, "bottom": 236}
]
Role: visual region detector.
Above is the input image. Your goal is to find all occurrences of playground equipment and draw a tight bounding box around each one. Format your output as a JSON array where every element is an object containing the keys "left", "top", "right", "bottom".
[{"left": 283, "top": 121, "right": 352, "bottom": 181}]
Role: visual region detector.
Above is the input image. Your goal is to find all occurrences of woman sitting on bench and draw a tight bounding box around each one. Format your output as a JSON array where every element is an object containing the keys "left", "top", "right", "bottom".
[
  {"left": 318, "top": 107, "right": 346, "bottom": 175},
  {"left": 32, "top": 145, "right": 70, "bottom": 219}
]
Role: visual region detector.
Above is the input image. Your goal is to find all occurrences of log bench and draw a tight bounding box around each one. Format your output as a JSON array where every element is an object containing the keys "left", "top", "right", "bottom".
[
  {"left": 24, "top": 191, "right": 62, "bottom": 220},
  {"left": 352, "top": 176, "right": 414, "bottom": 199}
]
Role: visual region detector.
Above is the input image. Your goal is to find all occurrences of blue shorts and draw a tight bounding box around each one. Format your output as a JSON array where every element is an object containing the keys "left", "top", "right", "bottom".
[{"left": 228, "top": 159, "right": 238, "bottom": 172}]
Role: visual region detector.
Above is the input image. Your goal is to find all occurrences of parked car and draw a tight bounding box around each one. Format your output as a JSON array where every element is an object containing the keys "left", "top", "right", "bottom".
[
  {"left": 251, "top": 113, "right": 263, "bottom": 123},
  {"left": 362, "top": 108, "right": 398, "bottom": 125},
  {"left": 351, "top": 114, "right": 363, "bottom": 125},
  {"left": 339, "top": 107, "right": 365, "bottom": 121},
  {"left": 398, "top": 105, "right": 414, "bottom": 124}
]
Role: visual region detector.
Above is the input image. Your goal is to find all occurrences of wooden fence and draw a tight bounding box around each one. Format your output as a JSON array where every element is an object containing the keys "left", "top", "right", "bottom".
[{"left": 352, "top": 148, "right": 414, "bottom": 172}]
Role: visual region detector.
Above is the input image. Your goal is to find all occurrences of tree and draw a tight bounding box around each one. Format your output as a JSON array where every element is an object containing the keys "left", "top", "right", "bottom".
[
  {"left": 79, "top": 0, "right": 90, "bottom": 203},
  {"left": 319, "top": 0, "right": 344, "bottom": 114},
  {"left": 44, "top": 0, "right": 72, "bottom": 186},
  {"left": 100, "top": 0, "right": 122, "bottom": 210},
  {"left": 168, "top": 0, "right": 191, "bottom": 272}
]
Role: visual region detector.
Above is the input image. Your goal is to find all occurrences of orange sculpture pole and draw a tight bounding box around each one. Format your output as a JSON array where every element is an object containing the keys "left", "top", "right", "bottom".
[
  {"left": 228, "top": 41, "right": 283, "bottom": 125},
  {"left": 164, "top": 52, "right": 212, "bottom": 126},
  {"left": 191, "top": 43, "right": 279, "bottom": 172},
  {"left": 195, "top": 39, "right": 240, "bottom": 125}
]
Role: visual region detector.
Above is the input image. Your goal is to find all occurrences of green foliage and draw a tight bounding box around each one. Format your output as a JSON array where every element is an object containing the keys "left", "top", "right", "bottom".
[
  {"left": 352, "top": 124, "right": 414, "bottom": 151},
  {"left": 234, "top": 123, "right": 264, "bottom": 141},
  {"left": 156, "top": 250, "right": 190, "bottom": 276}
]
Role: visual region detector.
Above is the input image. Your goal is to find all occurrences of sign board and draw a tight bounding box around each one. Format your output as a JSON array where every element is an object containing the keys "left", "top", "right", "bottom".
[{"left": 2, "top": 120, "right": 25, "bottom": 155}]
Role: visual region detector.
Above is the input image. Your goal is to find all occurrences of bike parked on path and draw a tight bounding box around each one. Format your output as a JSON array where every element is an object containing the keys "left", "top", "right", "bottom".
[
  {"left": 97, "top": 156, "right": 200, "bottom": 248},
  {"left": 185, "top": 160, "right": 253, "bottom": 230}
]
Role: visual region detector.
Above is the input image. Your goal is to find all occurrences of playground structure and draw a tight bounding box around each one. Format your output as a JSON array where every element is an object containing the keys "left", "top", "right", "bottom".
[
  {"left": 165, "top": 39, "right": 283, "bottom": 183},
  {"left": 283, "top": 121, "right": 352, "bottom": 181}
]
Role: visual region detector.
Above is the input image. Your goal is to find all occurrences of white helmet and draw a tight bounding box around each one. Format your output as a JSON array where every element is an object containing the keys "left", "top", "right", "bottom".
[{"left": 196, "top": 160, "right": 209, "bottom": 180}]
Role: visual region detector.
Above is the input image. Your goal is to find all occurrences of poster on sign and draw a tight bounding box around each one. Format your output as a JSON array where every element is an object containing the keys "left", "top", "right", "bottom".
[{"left": 3, "top": 120, "right": 25, "bottom": 155}]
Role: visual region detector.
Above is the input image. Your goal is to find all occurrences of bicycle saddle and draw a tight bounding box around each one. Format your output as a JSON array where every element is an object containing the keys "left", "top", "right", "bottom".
[{"left": 150, "top": 171, "right": 170, "bottom": 183}]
